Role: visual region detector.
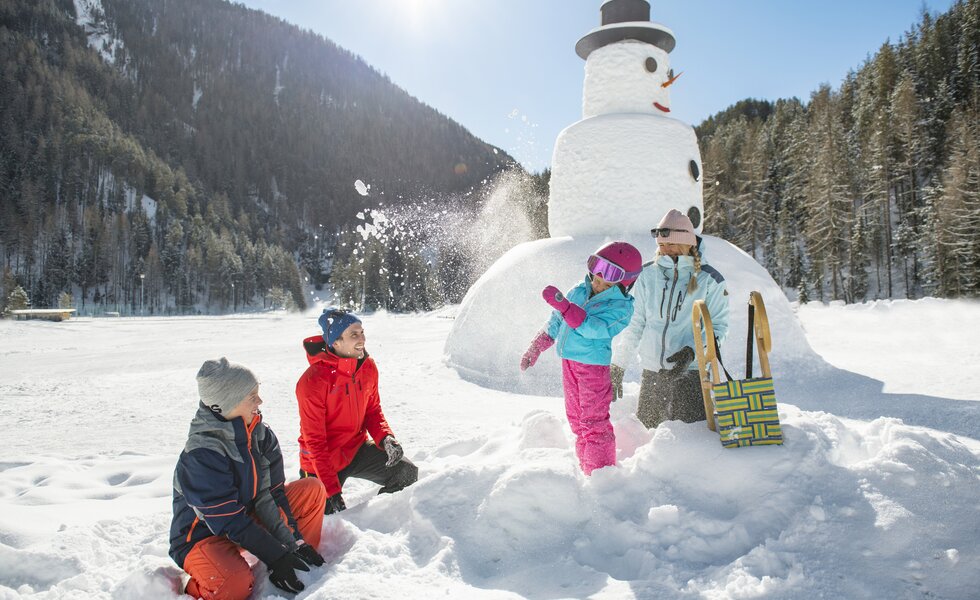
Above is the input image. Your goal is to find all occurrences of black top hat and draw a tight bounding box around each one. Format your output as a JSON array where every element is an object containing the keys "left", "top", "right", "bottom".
[{"left": 575, "top": 0, "right": 676, "bottom": 59}]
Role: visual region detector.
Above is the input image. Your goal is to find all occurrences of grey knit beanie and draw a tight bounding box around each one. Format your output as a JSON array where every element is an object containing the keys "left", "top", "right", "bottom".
[{"left": 196, "top": 357, "right": 259, "bottom": 416}]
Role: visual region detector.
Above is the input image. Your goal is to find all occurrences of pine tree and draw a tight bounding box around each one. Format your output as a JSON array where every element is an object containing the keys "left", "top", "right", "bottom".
[
  {"left": 803, "top": 85, "right": 854, "bottom": 301},
  {"left": 936, "top": 106, "right": 980, "bottom": 296},
  {"left": 890, "top": 73, "right": 926, "bottom": 296},
  {"left": 0, "top": 268, "right": 17, "bottom": 315},
  {"left": 57, "top": 291, "right": 73, "bottom": 309},
  {"left": 5, "top": 285, "right": 30, "bottom": 314}
]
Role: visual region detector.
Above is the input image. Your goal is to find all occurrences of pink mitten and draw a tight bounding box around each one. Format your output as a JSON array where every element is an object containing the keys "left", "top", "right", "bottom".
[
  {"left": 562, "top": 304, "right": 586, "bottom": 328},
  {"left": 542, "top": 285, "right": 569, "bottom": 312},
  {"left": 520, "top": 331, "right": 555, "bottom": 371},
  {"left": 542, "top": 285, "right": 587, "bottom": 329}
]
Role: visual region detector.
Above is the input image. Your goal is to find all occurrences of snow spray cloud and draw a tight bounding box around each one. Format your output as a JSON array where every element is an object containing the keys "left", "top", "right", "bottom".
[{"left": 329, "top": 170, "right": 547, "bottom": 310}]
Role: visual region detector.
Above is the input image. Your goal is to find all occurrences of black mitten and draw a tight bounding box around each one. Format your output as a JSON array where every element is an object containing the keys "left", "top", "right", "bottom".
[
  {"left": 383, "top": 436, "right": 404, "bottom": 467},
  {"left": 324, "top": 493, "right": 346, "bottom": 515},
  {"left": 294, "top": 542, "right": 325, "bottom": 567},
  {"left": 268, "top": 551, "right": 309, "bottom": 594},
  {"left": 666, "top": 346, "right": 695, "bottom": 373}
]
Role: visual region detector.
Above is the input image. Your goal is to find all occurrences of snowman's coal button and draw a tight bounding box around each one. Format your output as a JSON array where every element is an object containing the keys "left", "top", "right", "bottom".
[
  {"left": 687, "top": 206, "right": 702, "bottom": 229},
  {"left": 689, "top": 160, "right": 700, "bottom": 182}
]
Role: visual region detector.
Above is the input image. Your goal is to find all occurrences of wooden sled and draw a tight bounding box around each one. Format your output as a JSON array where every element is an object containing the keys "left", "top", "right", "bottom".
[{"left": 692, "top": 291, "right": 773, "bottom": 433}]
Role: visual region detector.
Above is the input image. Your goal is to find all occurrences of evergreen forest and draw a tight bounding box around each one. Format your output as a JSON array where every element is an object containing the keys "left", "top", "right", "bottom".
[
  {"left": 699, "top": 0, "right": 980, "bottom": 301},
  {"left": 0, "top": 0, "right": 517, "bottom": 315}
]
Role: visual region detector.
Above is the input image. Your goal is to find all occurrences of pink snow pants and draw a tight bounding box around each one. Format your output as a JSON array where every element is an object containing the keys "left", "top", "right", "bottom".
[{"left": 562, "top": 359, "right": 616, "bottom": 475}]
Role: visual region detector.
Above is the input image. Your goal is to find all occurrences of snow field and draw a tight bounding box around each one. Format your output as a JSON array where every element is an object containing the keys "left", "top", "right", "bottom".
[
  {"left": 795, "top": 298, "right": 980, "bottom": 401},
  {"left": 0, "top": 304, "right": 978, "bottom": 599}
]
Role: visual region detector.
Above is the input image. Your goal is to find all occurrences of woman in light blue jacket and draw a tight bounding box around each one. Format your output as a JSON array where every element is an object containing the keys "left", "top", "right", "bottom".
[{"left": 611, "top": 209, "right": 729, "bottom": 428}]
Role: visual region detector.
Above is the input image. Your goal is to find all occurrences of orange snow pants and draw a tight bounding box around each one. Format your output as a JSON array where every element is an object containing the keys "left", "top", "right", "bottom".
[{"left": 183, "top": 477, "right": 327, "bottom": 600}]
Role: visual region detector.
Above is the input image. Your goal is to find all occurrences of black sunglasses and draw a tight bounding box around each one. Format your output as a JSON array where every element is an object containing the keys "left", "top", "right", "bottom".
[{"left": 651, "top": 227, "right": 689, "bottom": 238}]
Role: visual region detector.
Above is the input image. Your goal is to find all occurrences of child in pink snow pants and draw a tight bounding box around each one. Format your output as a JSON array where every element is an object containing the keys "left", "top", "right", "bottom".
[{"left": 521, "top": 242, "right": 642, "bottom": 475}]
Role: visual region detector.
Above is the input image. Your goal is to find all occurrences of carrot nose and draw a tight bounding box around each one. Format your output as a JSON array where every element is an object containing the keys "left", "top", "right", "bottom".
[{"left": 662, "top": 71, "right": 683, "bottom": 88}]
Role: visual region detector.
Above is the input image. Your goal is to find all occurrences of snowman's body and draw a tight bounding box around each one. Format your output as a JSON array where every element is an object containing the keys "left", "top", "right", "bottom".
[{"left": 549, "top": 112, "right": 703, "bottom": 237}]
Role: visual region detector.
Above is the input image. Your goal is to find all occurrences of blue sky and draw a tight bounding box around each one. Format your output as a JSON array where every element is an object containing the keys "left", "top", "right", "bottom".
[{"left": 237, "top": 0, "right": 957, "bottom": 173}]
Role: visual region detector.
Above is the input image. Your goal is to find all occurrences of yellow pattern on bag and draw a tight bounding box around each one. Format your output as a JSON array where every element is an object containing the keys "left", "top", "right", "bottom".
[{"left": 711, "top": 376, "right": 782, "bottom": 447}]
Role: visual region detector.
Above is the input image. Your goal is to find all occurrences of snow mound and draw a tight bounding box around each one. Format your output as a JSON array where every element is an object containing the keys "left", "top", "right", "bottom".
[
  {"left": 1, "top": 407, "right": 976, "bottom": 599},
  {"left": 446, "top": 234, "right": 816, "bottom": 396},
  {"left": 299, "top": 406, "right": 980, "bottom": 598}
]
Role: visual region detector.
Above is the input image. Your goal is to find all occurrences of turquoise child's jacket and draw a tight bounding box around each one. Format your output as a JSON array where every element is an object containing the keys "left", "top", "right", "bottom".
[{"left": 545, "top": 276, "right": 635, "bottom": 366}]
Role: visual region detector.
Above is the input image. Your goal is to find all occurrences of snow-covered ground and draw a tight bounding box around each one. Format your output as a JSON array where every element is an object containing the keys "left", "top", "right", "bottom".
[
  {"left": 0, "top": 300, "right": 977, "bottom": 599},
  {"left": 795, "top": 298, "right": 980, "bottom": 401}
]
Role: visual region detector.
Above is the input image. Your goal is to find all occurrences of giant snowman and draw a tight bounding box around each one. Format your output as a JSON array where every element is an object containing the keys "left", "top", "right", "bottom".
[{"left": 446, "top": 0, "right": 812, "bottom": 396}]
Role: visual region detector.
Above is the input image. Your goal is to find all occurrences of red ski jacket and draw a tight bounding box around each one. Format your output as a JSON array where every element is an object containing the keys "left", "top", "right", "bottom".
[{"left": 295, "top": 335, "right": 393, "bottom": 495}]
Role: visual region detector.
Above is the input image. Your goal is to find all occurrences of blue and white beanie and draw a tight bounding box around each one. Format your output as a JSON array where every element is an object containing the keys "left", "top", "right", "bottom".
[{"left": 319, "top": 309, "right": 361, "bottom": 348}]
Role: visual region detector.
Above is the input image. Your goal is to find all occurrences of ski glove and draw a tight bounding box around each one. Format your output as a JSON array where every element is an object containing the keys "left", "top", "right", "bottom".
[
  {"left": 383, "top": 436, "right": 404, "bottom": 467},
  {"left": 521, "top": 331, "right": 555, "bottom": 371},
  {"left": 666, "top": 346, "right": 695, "bottom": 374},
  {"left": 324, "top": 493, "right": 346, "bottom": 515},
  {"left": 294, "top": 542, "right": 325, "bottom": 567},
  {"left": 268, "top": 551, "right": 309, "bottom": 594},
  {"left": 542, "top": 285, "right": 586, "bottom": 329},
  {"left": 610, "top": 364, "right": 625, "bottom": 400}
]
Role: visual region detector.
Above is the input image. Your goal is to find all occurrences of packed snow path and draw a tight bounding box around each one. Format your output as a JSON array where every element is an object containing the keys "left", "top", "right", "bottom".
[{"left": 0, "top": 302, "right": 977, "bottom": 599}]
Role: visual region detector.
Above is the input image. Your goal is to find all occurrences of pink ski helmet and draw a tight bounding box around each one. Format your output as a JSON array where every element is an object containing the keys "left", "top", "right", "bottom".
[{"left": 588, "top": 241, "right": 643, "bottom": 287}]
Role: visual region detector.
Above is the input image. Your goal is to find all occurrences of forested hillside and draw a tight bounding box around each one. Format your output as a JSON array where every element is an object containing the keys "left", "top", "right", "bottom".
[
  {"left": 699, "top": 0, "right": 980, "bottom": 302},
  {"left": 0, "top": 0, "right": 516, "bottom": 315}
]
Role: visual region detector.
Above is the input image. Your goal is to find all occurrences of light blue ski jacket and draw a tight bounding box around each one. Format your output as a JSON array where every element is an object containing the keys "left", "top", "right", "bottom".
[
  {"left": 612, "top": 242, "right": 729, "bottom": 372},
  {"left": 545, "top": 276, "right": 635, "bottom": 366}
]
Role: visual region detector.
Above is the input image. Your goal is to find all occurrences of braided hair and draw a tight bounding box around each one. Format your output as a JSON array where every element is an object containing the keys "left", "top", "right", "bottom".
[{"left": 687, "top": 246, "right": 702, "bottom": 294}]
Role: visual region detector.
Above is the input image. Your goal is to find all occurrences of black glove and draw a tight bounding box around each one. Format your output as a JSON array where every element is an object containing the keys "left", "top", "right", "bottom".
[
  {"left": 383, "top": 436, "right": 404, "bottom": 467},
  {"left": 268, "top": 551, "right": 309, "bottom": 594},
  {"left": 666, "top": 347, "right": 695, "bottom": 373},
  {"left": 324, "top": 493, "right": 346, "bottom": 515},
  {"left": 610, "top": 364, "right": 625, "bottom": 400},
  {"left": 294, "top": 542, "right": 325, "bottom": 567}
]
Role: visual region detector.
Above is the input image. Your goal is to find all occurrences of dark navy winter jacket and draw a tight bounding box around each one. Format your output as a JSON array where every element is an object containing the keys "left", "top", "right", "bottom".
[{"left": 169, "top": 403, "right": 302, "bottom": 568}]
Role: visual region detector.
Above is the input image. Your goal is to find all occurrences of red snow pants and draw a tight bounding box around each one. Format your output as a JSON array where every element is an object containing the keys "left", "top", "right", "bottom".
[
  {"left": 183, "top": 477, "right": 327, "bottom": 600},
  {"left": 562, "top": 359, "right": 616, "bottom": 475}
]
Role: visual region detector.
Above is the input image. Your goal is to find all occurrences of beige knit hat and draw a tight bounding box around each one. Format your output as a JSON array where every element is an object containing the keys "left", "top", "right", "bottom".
[
  {"left": 196, "top": 357, "right": 259, "bottom": 416},
  {"left": 653, "top": 209, "right": 697, "bottom": 246}
]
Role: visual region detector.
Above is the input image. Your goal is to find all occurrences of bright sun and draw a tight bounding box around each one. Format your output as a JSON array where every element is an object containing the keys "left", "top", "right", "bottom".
[{"left": 395, "top": 0, "right": 432, "bottom": 28}]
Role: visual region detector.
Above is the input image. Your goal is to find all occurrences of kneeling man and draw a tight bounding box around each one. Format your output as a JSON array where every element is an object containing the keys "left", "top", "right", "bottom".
[{"left": 296, "top": 309, "right": 418, "bottom": 514}]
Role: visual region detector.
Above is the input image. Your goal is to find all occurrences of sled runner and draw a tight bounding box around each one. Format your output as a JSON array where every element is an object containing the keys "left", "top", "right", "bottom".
[{"left": 692, "top": 291, "right": 783, "bottom": 447}]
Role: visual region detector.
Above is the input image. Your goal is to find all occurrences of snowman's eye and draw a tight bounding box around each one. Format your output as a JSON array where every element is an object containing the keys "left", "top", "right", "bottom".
[
  {"left": 645, "top": 57, "right": 657, "bottom": 73},
  {"left": 689, "top": 160, "right": 700, "bottom": 182}
]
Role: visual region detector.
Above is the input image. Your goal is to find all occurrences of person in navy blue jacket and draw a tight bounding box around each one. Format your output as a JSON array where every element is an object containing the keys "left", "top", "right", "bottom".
[{"left": 169, "top": 358, "right": 327, "bottom": 600}]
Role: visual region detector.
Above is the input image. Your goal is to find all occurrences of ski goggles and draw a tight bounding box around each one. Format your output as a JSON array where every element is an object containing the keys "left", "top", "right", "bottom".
[{"left": 586, "top": 255, "right": 636, "bottom": 283}]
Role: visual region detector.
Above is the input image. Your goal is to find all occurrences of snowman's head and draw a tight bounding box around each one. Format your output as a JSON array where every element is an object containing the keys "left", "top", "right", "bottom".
[{"left": 582, "top": 40, "right": 673, "bottom": 119}]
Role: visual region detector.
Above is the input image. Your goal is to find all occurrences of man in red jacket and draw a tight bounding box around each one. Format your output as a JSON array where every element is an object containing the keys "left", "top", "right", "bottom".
[{"left": 295, "top": 309, "right": 418, "bottom": 514}]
